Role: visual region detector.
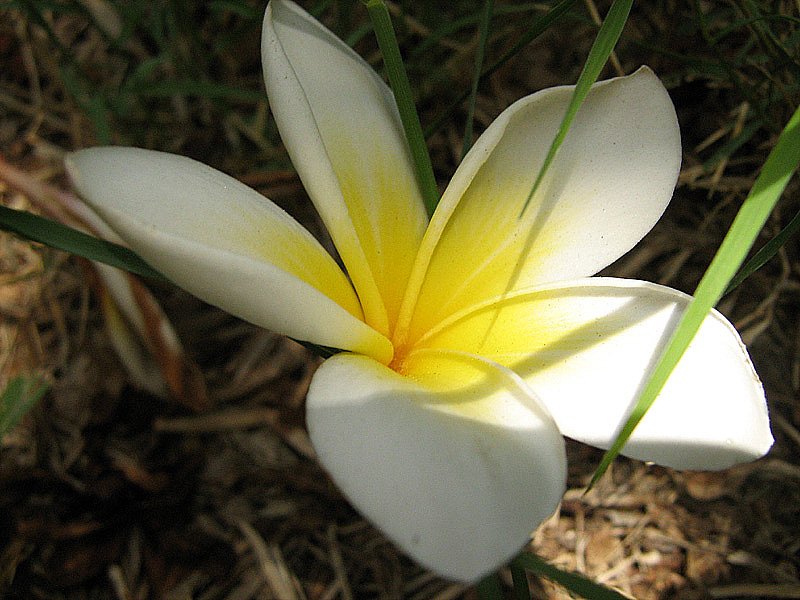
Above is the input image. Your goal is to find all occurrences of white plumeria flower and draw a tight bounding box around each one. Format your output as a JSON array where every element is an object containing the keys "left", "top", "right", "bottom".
[{"left": 66, "top": 0, "right": 773, "bottom": 582}]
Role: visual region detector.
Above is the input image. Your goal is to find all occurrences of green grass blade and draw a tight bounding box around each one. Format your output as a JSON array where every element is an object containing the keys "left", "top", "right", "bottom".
[
  {"left": 425, "top": 0, "right": 578, "bottom": 139},
  {"left": 519, "top": 0, "right": 633, "bottom": 217},
  {"left": 1, "top": 376, "right": 49, "bottom": 438},
  {"left": 1, "top": 209, "right": 334, "bottom": 359},
  {"left": 461, "top": 0, "right": 494, "bottom": 159},
  {"left": 0, "top": 206, "right": 167, "bottom": 282},
  {"left": 589, "top": 101, "right": 800, "bottom": 489},
  {"left": 475, "top": 572, "right": 504, "bottom": 600},
  {"left": 409, "top": 3, "right": 552, "bottom": 65},
  {"left": 510, "top": 560, "right": 532, "bottom": 600},
  {"left": 513, "top": 553, "right": 629, "bottom": 600},
  {"left": 362, "top": 0, "right": 439, "bottom": 217},
  {"left": 724, "top": 206, "right": 800, "bottom": 296},
  {"left": 703, "top": 118, "right": 762, "bottom": 171}
]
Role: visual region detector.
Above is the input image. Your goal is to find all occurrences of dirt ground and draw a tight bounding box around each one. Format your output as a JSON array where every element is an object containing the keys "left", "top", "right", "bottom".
[{"left": 1, "top": 1, "right": 799, "bottom": 598}]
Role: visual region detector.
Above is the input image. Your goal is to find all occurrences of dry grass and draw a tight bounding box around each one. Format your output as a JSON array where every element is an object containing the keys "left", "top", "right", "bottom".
[{"left": 1, "top": 1, "right": 799, "bottom": 598}]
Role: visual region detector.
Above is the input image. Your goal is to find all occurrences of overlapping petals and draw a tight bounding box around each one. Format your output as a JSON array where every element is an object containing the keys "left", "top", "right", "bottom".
[
  {"left": 396, "top": 67, "right": 681, "bottom": 346},
  {"left": 263, "top": 0, "right": 428, "bottom": 337},
  {"left": 411, "top": 278, "right": 772, "bottom": 470},
  {"left": 67, "top": 0, "right": 773, "bottom": 584},
  {"left": 66, "top": 147, "right": 392, "bottom": 362}
]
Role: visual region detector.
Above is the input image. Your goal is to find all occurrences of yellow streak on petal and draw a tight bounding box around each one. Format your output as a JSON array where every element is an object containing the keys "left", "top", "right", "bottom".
[
  {"left": 402, "top": 176, "right": 562, "bottom": 347},
  {"left": 412, "top": 280, "right": 680, "bottom": 384},
  {"left": 398, "top": 71, "right": 679, "bottom": 349},
  {"left": 322, "top": 123, "right": 427, "bottom": 335},
  {"left": 213, "top": 204, "right": 366, "bottom": 322},
  {"left": 411, "top": 284, "right": 610, "bottom": 370},
  {"left": 397, "top": 347, "right": 551, "bottom": 428}
]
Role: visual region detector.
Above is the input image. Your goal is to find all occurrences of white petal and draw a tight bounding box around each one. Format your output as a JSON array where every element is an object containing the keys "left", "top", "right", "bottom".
[
  {"left": 307, "top": 351, "right": 566, "bottom": 582},
  {"left": 399, "top": 68, "right": 681, "bottom": 345},
  {"left": 262, "top": 0, "right": 428, "bottom": 336},
  {"left": 417, "top": 278, "right": 773, "bottom": 470},
  {"left": 67, "top": 147, "right": 392, "bottom": 362}
]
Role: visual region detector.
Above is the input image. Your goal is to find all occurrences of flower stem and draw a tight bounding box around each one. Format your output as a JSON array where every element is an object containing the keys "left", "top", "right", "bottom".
[{"left": 362, "top": 0, "right": 439, "bottom": 217}]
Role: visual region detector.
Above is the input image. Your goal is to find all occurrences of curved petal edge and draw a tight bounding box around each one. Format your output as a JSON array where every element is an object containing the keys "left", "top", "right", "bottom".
[
  {"left": 307, "top": 352, "right": 566, "bottom": 582},
  {"left": 417, "top": 278, "right": 773, "bottom": 471},
  {"left": 66, "top": 147, "right": 392, "bottom": 362}
]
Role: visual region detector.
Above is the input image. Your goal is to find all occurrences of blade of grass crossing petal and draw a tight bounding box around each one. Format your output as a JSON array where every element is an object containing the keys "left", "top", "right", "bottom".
[
  {"left": 724, "top": 206, "right": 800, "bottom": 296},
  {"left": 475, "top": 573, "right": 504, "bottom": 600},
  {"left": 461, "top": 0, "right": 494, "bottom": 159},
  {"left": 518, "top": 0, "right": 633, "bottom": 217},
  {"left": 0, "top": 206, "right": 167, "bottom": 282},
  {"left": 425, "top": 0, "right": 578, "bottom": 139},
  {"left": 590, "top": 102, "right": 800, "bottom": 489},
  {"left": 510, "top": 560, "right": 532, "bottom": 600},
  {"left": 362, "top": 0, "right": 439, "bottom": 217},
  {"left": 1, "top": 376, "right": 49, "bottom": 438},
  {"left": 513, "top": 553, "right": 629, "bottom": 600},
  {"left": 1, "top": 207, "right": 337, "bottom": 360}
]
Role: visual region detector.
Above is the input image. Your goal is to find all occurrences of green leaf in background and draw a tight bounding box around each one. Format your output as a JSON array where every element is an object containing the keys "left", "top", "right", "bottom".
[
  {"left": 519, "top": 0, "right": 634, "bottom": 217},
  {"left": 461, "top": 0, "right": 494, "bottom": 159},
  {"left": 703, "top": 117, "right": 762, "bottom": 171},
  {"left": 425, "top": 0, "right": 578, "bottom": 139},
  {"left": 724, "top": 205, "right": 800, "bottom": 296},
  {"left": 513, "top": 553, "right": 630, "bottom": 600},
  {"left": 0, "top": 205, "right": 167, "bottom": 282},
  {"left": 475, "top": 572, "right": 504, "bottom": 600},
  {"left": 510, "top": 560, "right": 533, "bottom": 600},
  {"left": 0, "top": 376, "right": 49, "bottom": 438},
  {"left": 362, "top": 0, "right": 440, "bottom": 217},
  {"left": 590, "top": 100, "right": 800, "bottom": 489}
]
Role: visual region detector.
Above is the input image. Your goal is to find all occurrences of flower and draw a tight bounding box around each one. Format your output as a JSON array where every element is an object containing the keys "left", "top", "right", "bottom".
[{"left": 65, "top": 0, "right": 773, "bottom": 582}]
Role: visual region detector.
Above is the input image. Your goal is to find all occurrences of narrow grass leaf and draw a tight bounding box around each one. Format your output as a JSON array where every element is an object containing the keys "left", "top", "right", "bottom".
[
  {"left": 590, "top": 101, "right": 800, "bottom": 489},
  {"left": 57, "top": 62, "right": 114, "bottom": 141},
  {"left": 510, "top": 560, "right": 532, "bottom": 600},
  {"left": 425, "top": 0, "right": 578, "bottom": 139},
  {"left": 87, "top": 95, "right": 112, "bottom": 145},
  {"left": 724, "top": 206, "right": 800, "bottom": 295},
  {"left": 1, "top": 376, "right": 49, "bottom": 438},
  {"left": 519, "top": 0, "right": 633, "bottom": 217},
  {"left": 0, "top": 206, "right": 167, "bottom": 282},
  {"left": 513, "top": 553, "right": 629, "bottom": 600},
  {"left": 1, "top": 210, "right": 334, "bottom": 358},
  {"left": 475, "top": 572, "right": 504, "bottom": 600},
  {"left": 710, "top": 14, "right": 800, "bottom": 47},
  {"left": 362, "top": 0, "right": 440, "bottom": 217},
  {"left": 737, "top": 0, "right": 800, "bottom": 79},
  {"left": 408, "top": 3, "right": 551, "bottom": 64},
  {"left": 461, "top": 0, "right": 494, "bottom": 159},
  {"left": 703, "top": 118, "right": 762, "bottom": 171},
  {"left": 123, "top": 56, "right": 171, "bottom": 91}
]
